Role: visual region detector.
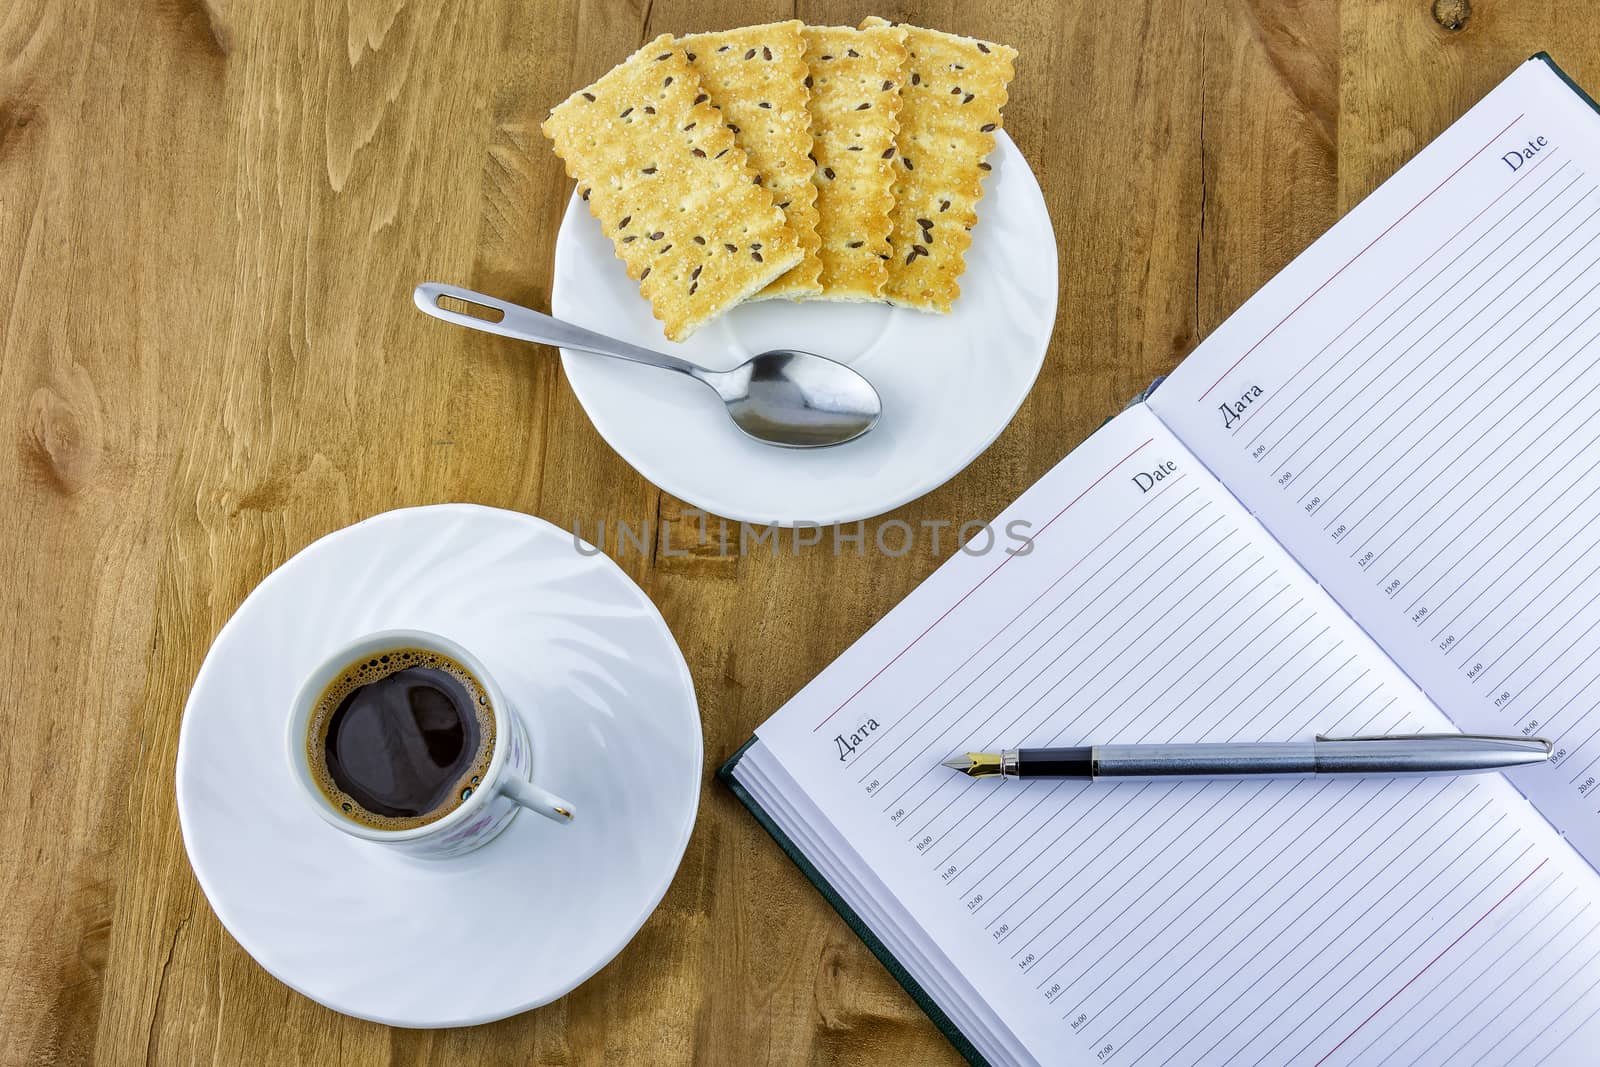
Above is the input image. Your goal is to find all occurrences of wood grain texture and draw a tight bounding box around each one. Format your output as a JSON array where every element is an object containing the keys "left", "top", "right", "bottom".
[{"left": 2, "top": 0, "right": 1595, "bottom": 1062}]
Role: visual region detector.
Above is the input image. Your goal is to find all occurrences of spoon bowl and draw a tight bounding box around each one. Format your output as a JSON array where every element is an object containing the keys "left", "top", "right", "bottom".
[
  {"left": 704, "top": 349, "right": 881, "bottom": 447},
  {"left": 414, "top": 283, "right": 881, "bottom": 449}
]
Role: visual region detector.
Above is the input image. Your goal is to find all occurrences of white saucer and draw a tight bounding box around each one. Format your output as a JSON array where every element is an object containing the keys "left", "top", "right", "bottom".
[
  {"left": 175, "top": 505, "right": 702, "bottom": 1027},
  {"left": 551, "top": 132, "right": 1058, "bottom": 526}
]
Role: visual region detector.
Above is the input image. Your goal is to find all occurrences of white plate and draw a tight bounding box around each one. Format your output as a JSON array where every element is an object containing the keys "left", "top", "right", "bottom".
[
  {"left": 175, "top": 505, "right": 701, "bottom": 1027},
  {"left": 552, "top": 132, "right": 1058, "bottom": 526}
]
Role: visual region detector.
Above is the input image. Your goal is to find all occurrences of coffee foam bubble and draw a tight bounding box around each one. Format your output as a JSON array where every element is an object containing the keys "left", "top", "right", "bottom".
[{"left": 306, "top": 647, "right": 496, "bottom": 831}]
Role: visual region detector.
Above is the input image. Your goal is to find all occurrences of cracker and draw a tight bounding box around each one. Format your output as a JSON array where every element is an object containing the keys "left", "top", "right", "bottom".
[
  {"left": 801, "top": 24, "right": 909, "bottom": 302},
  {"left": 541, "top": 36, "right": 804, "bottom": 341},
  {"left": 680, "top": 22, "right": 822, "bottom": 300},
  {"left": 861, "top": 17, "right": 1017, "bottom": 313}
]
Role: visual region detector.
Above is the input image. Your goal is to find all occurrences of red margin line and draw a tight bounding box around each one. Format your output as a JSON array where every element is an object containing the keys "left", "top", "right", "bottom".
[
  {"left": 1197, "top": 112, "right": 1526, "bottom": 402},
  {"left": 1311, "top": 856, "right": 1548, "bottom": 1067},
  {"left": 812, "top": 437, "right": 1155, "bottom": 732}
]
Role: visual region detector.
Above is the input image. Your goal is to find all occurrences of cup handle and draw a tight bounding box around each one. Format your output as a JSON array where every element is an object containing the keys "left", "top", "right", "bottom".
[{"left": 502, "top": 775, "right": 576, "bottom": 824}]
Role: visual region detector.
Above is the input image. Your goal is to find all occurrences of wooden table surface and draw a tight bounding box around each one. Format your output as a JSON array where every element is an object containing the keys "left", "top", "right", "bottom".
[{"left": 3, "top": 0, "right": 1594, "bottom": 1062}]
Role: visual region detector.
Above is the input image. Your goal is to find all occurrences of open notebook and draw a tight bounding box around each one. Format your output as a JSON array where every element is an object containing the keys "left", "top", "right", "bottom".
[{"left": 722, "top": 55, "right": 1600, "bottom": 1066}]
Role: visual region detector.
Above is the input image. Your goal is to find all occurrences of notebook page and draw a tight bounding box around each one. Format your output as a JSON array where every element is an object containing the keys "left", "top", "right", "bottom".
[
  {"left": 734, "top": 749, "right": 1026, "bottom": 1066},
  {"left": 752, "top": 405, "right": 1600, "bottom": 1065},
  {"left": 1148, "top": 58, "right": 1600, "bottom": 864}
]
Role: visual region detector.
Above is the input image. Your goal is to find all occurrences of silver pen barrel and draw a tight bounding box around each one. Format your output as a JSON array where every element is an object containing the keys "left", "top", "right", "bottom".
[
  {"left": 1093, "top": 741, "right": 1317, "bottom": 779},
  {"left": 1087, "top": 735, "right": 1552, "bottom": 781}
]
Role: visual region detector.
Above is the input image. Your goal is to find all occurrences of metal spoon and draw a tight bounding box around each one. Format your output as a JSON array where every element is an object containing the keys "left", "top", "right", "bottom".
[{"left": 413, "top": 282, "right": 882, "bottom": 448}]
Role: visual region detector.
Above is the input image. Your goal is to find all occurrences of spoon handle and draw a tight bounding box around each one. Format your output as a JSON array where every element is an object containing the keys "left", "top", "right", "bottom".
[{"left": 413, "top": 282, "right": 704, "bottom": 377}]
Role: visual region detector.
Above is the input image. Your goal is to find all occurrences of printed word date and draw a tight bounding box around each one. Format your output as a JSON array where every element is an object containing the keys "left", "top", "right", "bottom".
[
  {"left": 834, "top": 718, "right": 881, "bottom": 761},
  {"left": 1132, "top": 459, "right": 1178, "bottom": 493},
  {"left": 1219, "top": 384, "right": 1265, "bottom": 429},
  {"left": 1502, "top": 134, "right": 1549, "bottom": 172}
]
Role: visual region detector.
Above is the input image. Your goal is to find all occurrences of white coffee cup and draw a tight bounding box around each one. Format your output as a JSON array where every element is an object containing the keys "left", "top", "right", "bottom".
[{"left": 285, "top": 628, "right": 575, "bottom": 859}]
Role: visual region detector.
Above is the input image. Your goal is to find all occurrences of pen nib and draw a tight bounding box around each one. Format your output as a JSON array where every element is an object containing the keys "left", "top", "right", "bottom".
[{"left": 943, "top": 752, "right": 1003, "bottom": 777}]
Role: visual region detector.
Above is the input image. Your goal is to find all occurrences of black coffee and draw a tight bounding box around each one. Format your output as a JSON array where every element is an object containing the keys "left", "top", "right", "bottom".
[{"left": 306, "top": 647, "right": 496, "bottom": 830}]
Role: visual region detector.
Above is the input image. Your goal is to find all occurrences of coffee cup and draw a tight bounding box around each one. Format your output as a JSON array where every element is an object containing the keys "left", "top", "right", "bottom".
[{"left": 286, "top": 628, "right": 575, "bottom": 859}]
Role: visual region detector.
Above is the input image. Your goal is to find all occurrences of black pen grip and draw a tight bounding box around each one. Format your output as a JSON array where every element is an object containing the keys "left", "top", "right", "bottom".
[{"left": 1017, "top": 747, "right": 1094, "bottom": 779}]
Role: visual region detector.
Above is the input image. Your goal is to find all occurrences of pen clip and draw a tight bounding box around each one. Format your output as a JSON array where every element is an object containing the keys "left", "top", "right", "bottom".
[{"left": 1314, "top": 731, "right": 1550, "bottom": 747}]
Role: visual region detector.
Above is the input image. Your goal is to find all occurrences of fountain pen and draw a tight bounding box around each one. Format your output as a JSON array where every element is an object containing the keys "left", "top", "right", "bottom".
[{"left": 941, "top": 733, "right": 1553, "bottom": 781}]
